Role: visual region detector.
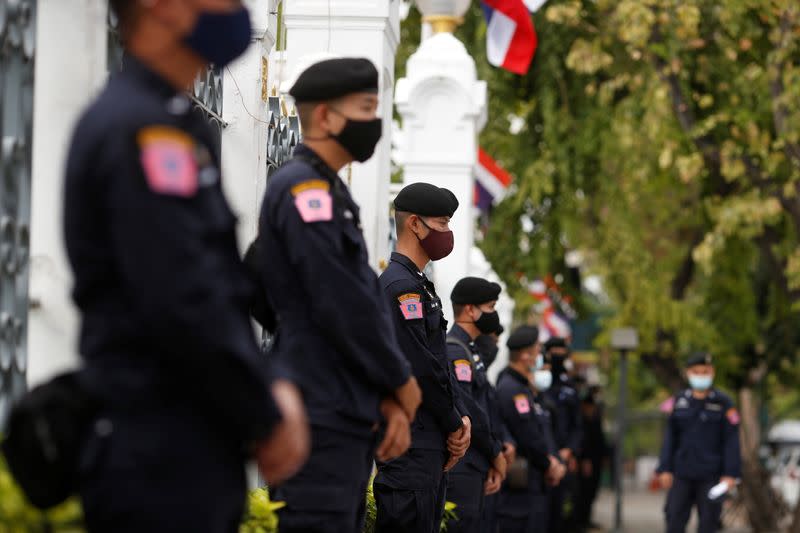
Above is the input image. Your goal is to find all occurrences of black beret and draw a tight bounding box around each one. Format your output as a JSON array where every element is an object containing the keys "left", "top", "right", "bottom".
[
  {"left": 394, "top": 183, "right": 459, "bottom": 217},
  {"left": 451, "top": 277, "right": 502, "bottom": 305},
  {"left": 506, "top": 325, "right": 539, "bottom": 350},
  {"left": 289, "top": 58, "right": 378, "bottom": 103},
  {"left": 544, "top": 337, "right": 568, "bottom": 352},
  {"left": 685, "top": 352, "right": 713, "bottom": 368}
]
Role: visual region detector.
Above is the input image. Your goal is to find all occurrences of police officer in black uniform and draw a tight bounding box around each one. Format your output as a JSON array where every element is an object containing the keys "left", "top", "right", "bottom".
[
  {"left": 477, "top": 324, "right": 518, "bottom": 533},
  {"left": 65, "top": 2, "right": 309, "bottom": 531},
  {"left": 374, "top": 183, "right": 472, "bottom": 533},
  {"left": 657, "top": 353, "right": 741, "bottom": 533},
  {"left": 543, "top": 337, "right": 582, "bottom": 532},
  {"left": 496, "top": 326, "right": 566, "bottom": 533},
  {"left": 257, "top": 57, "right": 422, "bottom": 533},
  {"left": 445, "top": 277, "right": 509, "bottom": 533}
]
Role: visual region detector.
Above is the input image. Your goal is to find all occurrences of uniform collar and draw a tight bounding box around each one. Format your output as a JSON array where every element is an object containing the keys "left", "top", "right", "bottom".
[
  {"left": 121, "top": 54, "right": 181, "bottom": 99},
  {"left": 504, "top": 366, "right": 530, "bottom": 386},
  {"left": 293, "top": 144, "right": 339, "bottom": 182},
  {"left": 449, "top": 324, "right": 473, "bottom": 345},
  {"left": 390, "top": 252, "right": 424, "bottom": 279}
]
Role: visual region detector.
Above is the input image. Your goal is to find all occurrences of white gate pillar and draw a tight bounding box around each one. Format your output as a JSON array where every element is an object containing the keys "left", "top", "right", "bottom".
[
  {"left": 28, "top": 0, "right": 108, "bottom": 388},
  {"left": 395, "top": 31, "right": 487, "bottom": 321},
  {"left": 283, "top": 0, "right": 400, "bottom": 270}
]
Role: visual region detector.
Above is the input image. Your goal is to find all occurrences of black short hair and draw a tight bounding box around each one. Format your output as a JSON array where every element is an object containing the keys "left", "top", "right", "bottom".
[
  {"left": 509, "top": 349, "right": 524, "bottom": 363},
  {"left": 395, "top": 211, "right": 411, "bottom": 237},
  {"left": 452, "top": 303, "right": 467, "bottom": 320}
]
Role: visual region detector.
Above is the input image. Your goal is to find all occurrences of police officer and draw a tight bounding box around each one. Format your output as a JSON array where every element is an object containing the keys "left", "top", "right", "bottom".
[
  {"left": 476, "top": 324, "right": 517, "bottom": 533},
  {"left": 574, "top": 385, "right": 607, "bottom": 531},
  {"left": 65, "top": 2, "right": 309, "bottom": 531},
  {"left": 543, "top": 337, "right": 583, "bottom": 532},
  {"left": 373, "top": 183, "right": 471, "bottom": 533},
  {"left": 657, "top": 353, "right": 741, "bottom": 533},
  {"left": 445, "top": 277, "right": 509, "bottom": 533},
  {"left": 257, "top": 57, "right": 422, "bottom": 533},
  {"left": 496, "top": 326, "right": 566, "bottom": 533}
]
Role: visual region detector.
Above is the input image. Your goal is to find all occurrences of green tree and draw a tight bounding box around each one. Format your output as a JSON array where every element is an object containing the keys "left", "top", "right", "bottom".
[{"left": 398, "top": 1, "right": 800, "bottom": 529}]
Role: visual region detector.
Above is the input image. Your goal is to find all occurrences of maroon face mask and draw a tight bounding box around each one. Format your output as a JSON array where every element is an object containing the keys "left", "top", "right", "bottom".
[{"left": 417, "top": 218, "right": 454, "bottom": 261}]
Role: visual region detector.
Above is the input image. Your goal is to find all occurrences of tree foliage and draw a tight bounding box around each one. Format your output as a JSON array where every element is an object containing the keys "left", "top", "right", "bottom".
[{"left": 398, "top": 1, "right": 800, "bottom": 407}]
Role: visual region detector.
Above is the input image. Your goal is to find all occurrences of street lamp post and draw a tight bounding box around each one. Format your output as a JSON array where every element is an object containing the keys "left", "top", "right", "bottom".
[{"left": 610, "top": 327, "right": 639, "bottom": 533}]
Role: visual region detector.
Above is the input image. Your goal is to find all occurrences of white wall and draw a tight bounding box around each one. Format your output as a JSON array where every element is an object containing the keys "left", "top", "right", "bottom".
[
  {"left": 283, "top": 0, "right": 401, "bottom": 270},
  {"left": 28, "top": 0, "right": 108, "bottom": 387}
]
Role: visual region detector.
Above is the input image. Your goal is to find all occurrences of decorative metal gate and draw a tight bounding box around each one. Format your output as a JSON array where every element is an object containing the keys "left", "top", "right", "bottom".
[
  {"left": 0, "top": 0, "right": 36, "bottom": 429},
  {"left": 265, "top": 91, "right": 300, "bottom": 182}
]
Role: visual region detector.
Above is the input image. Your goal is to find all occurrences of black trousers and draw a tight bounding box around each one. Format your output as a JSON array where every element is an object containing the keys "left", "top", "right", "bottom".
[
  {"left": 275, "top": 425, "right": 376, "bottom": 533},
  {"left": 480, "top": 492, "right": 498, "bottom": 533},
  {"left": 665, "top": 477, "right": 723, "bottom": 533},
  {"left": 79, "top": 406, "right": 246, "bottom": 533},
  {"left": 496, "top": 488, "right": 549, "bottom": 533},
  {"left": 445, "top": 467, "right": 486, "bottom": 533},
  {"left": 374, "top": 448, "right": 448, "bottom": 533},
  {"left": 574, "top": 466, "right": 602, "bottom": 526}
]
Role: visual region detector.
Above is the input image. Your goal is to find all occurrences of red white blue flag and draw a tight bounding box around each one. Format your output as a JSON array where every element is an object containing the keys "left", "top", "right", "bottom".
[
  {"left": 481, "top": 0, "right": 538, "bottom": 75},
  {"left": 474, "top": 148, "right": 513, "bottom": 211}
]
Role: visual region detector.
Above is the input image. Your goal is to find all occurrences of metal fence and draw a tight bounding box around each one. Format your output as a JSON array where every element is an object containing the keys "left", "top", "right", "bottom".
[{"left": 0, "top": 0, "right": 36, "bottom": 429}]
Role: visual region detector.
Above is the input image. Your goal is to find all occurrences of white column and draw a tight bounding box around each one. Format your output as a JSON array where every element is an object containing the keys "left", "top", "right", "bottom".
[
  {"left": 27, "top": 0, "right": 108, "bottom": 388},
  {"left": 396, "top": 32, "right": 487, "bottom": 322},
  {"left": 221, "top": 0, "right": 275, "bottom": 248},
  {"left": 282, "top": 0, "right": 400, "bottom": 270}
]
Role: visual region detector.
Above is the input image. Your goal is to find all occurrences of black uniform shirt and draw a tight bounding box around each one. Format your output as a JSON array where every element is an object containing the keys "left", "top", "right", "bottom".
[
  {"left": 657, "top": 388, "right": 741, "bottom": 480},
  {"left": 447, "top": 324, "right": 503, "bottom": 474},
  {"left": 545, "top": 374, "right": 583, "bottom": 453},
  {"left": 378, "top": 252, "right": 463, "bottom": 449},
  {"left": 496, "top": 367, "right": 552, "bottom": 473},
  {"left": 257, "top": 145, "right": 412, "bottom": 437},
  {"left": 64, "top": 55, "right": 281, "bottom": 445}
]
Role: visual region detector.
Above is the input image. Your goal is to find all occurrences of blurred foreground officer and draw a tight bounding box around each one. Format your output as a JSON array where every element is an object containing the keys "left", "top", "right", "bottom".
[
  {"left": 445, "top": 278, "right": 509, "bottom": 533},
  {"left": 257, "top": 57, "right": 421, "bottom": 533},
  {"left": 374, "top": 183, "right": 471, "bottom": 533},
  {"left": 543, "top": 337, "right": 582, "bottom": 533},
  {"left": 496, "top": 326, "right": 566, "bottom": 533},
  {"left": 64, "top": 2, "right": 309, "bottom": 531},
  {"left": 657, "top": 353, "right": 741, "bottom": 533}
]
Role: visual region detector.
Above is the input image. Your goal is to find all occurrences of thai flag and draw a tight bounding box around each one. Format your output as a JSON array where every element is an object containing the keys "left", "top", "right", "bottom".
[
  {"left": 474, "top": 148, "right": 513, "bottom": 211},
  {"left": 481, "top": 0, "right": 538, "bottom": 75}
]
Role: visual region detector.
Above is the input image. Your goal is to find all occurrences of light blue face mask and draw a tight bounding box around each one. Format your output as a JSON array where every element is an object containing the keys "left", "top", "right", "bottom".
[
  {"left": 688, "top": 374, "right": 713, "bottom": 391},
  {"left": 533, "top": 370, "right": 553, "bottom": 392}
]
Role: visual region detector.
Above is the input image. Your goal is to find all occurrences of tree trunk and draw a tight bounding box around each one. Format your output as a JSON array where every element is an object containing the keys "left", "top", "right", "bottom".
[{"left": 738, "top": 386, "right": 781, "bottom": 532}]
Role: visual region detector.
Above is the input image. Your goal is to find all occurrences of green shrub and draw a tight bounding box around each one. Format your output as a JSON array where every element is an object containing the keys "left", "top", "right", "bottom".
[{"left": 0, "top": 453, "right": 456, "bottom": 533}]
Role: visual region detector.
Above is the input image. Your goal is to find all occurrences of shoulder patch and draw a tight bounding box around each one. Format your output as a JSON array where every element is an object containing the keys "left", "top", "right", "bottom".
[
  {"left": 137, "top": 126, "right": 198, "bottom": 197},
  {"left": 291, "top": 179, "right": 332, "bottom": 223},
  {"left": 454, "top": 359, "right": 472, "bottom": 382},
  {"left": 726, "top": 408, "right": 740, "bottom": 425},
  {"left": 397, "top": 293, "right": 423, "bottom": 320},
  {"left": 514, "top": 394, "right": 530, "bottom": 414}
]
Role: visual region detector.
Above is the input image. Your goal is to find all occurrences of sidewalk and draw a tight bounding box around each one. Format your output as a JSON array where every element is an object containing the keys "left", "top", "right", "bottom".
[{"left": 591, "top": 488, "right": 751, "bottom": 533}]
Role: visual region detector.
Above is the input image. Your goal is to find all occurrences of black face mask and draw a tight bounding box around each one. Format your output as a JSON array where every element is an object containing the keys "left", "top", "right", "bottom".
[
  {"left": 475, "top": 335, "right": 499, "bottom": 367},
  {"left": 330, "top": 110, "right": 383, "bottom": 163},
  {"left": 474, "top": 311, "right": 500, "bottom": 335},
  {"left": 551, "top": 354, "right": 569, "bottom": 376}
]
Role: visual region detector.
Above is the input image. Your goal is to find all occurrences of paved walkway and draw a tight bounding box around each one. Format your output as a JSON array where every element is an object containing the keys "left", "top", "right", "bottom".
[{"left": 591, "top": 488, "right": 752, "bottom": 533}]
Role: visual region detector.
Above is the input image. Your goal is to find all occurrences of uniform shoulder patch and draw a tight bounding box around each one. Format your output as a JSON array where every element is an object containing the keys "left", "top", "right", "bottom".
[
  {"left": 397, "top": 293, "right": 423, "bottom": 320},
  {"left": 137, "top": 126, "right": 198, "bottom": 197},
  {"left": 726, "top": 408, "right": 741, "bottom": 425},
  {"left": 454, "top": 359, "right": 472, "bottom": 383},
  {"left": 291, "top": 179, "right": 332, "bottom": 223},
  {"left": 514, "top": 394, "right": 530, "bottom": 414}
]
